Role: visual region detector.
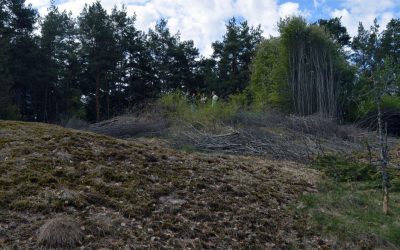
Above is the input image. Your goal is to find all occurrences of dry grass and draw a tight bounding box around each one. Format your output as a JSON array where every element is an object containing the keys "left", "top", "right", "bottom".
[
  {"left": 0, "top": 120, "right": 321, "bottom": 249},
  {"left": 167, "top": 112, "right": 372, "bottom": 163},
  {"left": 37, "top": 216, "right": 83, "bottom": 249}
]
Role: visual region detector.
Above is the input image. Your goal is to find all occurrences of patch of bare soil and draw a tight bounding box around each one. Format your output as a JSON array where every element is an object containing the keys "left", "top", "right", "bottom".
[{"left": 0, "top": 121, "right": 321, "bottom": 249}]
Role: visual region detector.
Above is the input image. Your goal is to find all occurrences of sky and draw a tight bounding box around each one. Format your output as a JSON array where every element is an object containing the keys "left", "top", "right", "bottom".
[{"left": 26, "top": 0, "right": 400, "bottom": 56}]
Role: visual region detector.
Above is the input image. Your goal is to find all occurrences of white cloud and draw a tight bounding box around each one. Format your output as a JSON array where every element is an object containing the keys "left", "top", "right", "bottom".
[
  {"left": 26, "top": 0, "right": 51, "bottom": 15},
  {"left": 313, "top": 0, "right": 325, "bottom": 8},
  {"left": 26, "top": 0, "right": 49, "bottom": 7},
  {"left": 125, "top": 0, "right": 303, "bottom": 56},
  {"left": 330, "top": 0, "right": 400, "bottom": 35},
  {"left": 25, "top": 0, "right": 339, "bottom": 56},
  {"left": 279, "top": 2, "right": 302, "bottom": 18}
]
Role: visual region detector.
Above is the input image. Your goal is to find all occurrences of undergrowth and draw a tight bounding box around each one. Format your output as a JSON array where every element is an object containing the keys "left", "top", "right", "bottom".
[{"left": 159, "top": 91, "right": 248, "bottom": 126}]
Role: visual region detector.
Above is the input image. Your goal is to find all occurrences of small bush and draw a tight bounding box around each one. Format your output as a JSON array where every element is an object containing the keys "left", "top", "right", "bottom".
[{"left": 312, "top": 155, "right": 377, "bottom": 182}]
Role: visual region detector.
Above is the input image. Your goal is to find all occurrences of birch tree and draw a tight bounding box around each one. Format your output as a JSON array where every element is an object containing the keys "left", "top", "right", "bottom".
[{"left": 372, "top": 58, "right": 399, "bottom": 214}]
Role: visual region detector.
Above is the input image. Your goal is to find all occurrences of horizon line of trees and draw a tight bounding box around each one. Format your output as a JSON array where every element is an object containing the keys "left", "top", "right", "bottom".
[
  {"left": 1, "top": 0, "right": 400, "bottom": 124},
  {"left": 0, "top": 0, "right": 262, "bottom": 122}
]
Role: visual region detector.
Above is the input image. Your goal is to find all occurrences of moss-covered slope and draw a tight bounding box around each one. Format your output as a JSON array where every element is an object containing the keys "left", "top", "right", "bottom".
[{"left": 0, "top": 121, "right": 318, "bottom": 249}]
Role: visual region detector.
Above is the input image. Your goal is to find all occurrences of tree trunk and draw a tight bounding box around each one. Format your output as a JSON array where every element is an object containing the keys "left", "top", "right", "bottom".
[
  {"left": 43, "top": 84, "right": 48, "bottom": 122},
  {"left": 95, "top": 68, "right": 100, "bottom": 122},
  {"left": 376, "top": 80, "right": 389, "bottom": 215},
  {"left": 106, "top": 81, "right": 110, "bottom": 119}
]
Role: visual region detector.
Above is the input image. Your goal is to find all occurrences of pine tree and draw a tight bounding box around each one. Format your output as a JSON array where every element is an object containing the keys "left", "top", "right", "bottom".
[
  {"left": 40, "top": 4, "right": 82, "bottom": 122},
  {"left": 78, "top": 1, "right": 116, "bottom": 121},
  {"left": 211, "top": 18, "right": 262, "bottom": 96},
  {"left": 1, "top": 0, "right": 38, "bottom": 120},
  {"left": 317, "top": 17, "right": 351, "bottom": 47},
  {"left": 147, "top": 19, "right": 200, "bottom": 94}
]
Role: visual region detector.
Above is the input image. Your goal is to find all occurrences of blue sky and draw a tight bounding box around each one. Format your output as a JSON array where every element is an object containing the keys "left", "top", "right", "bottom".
[{"left": 27, "top": 0, "right": 400, "bottom": 56}]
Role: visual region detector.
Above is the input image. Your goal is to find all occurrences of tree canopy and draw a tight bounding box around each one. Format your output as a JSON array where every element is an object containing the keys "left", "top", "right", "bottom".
[{"left": 1, "top": 0, "right": 400, "bottom": 124}]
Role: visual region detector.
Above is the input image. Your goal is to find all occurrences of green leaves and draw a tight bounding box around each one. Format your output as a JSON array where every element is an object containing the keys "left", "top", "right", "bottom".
[{"left": 248, "top": 37, "right": 289, "bottom": 111}]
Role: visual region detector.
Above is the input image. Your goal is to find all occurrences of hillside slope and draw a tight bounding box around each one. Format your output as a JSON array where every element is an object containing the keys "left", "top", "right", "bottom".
[{"left": 0, "top": 121, "right": 320, "bottom": 249}]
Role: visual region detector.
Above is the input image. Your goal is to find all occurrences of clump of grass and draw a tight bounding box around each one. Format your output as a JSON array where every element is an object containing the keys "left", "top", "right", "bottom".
[
  {"left": 37, "top": 216, "right": 83, "bottom": 249},
  {"left": 298, "top": 155, "right": 400, "bottom": 248}
]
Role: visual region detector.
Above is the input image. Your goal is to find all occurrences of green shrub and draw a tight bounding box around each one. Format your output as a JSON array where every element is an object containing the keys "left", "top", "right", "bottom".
[
  {"left": 312, "top": 155, "right": 377, "bottom": 182},
  {"left": 159, "top": 91, "right": 248, "bottom": 126},
  {"left": 248, "top": 38, "right": 290, "bottom": 111},
  {"left": 312, "top": 155, "right": 400, "bottom": 189}
]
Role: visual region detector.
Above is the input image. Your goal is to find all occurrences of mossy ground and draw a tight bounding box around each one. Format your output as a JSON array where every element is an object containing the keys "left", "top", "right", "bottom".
[{"left": 0, "top": 120, "right": 320, "bottom": 249}]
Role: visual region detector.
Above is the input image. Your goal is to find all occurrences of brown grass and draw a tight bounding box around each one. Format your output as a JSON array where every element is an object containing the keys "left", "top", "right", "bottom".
[
  {"left": 37, "top": 216, "right": 83, "bottom": 249},
  {"left": 0, "top": 120, "right": 321, "bottom": 248}
]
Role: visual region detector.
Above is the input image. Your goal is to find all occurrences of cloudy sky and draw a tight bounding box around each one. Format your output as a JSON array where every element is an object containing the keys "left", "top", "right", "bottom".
[{"left": 26, "top": 0, "right": 400, "bottom": 56}]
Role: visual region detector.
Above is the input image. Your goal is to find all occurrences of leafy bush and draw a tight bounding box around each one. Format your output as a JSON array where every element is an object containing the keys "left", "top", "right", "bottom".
[{"left": 248, "top": 38, "right": 290, "bottom": 111}]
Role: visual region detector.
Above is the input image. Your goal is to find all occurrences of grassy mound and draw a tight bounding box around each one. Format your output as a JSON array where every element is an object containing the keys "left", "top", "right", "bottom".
[{"left": 0, "top": 121, "right": 319, "bottom": 249}]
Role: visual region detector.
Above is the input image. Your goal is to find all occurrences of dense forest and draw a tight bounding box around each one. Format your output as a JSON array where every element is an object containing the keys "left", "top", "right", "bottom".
[{"left": 1, "top": 0, "right": 400, "bottom": 123}]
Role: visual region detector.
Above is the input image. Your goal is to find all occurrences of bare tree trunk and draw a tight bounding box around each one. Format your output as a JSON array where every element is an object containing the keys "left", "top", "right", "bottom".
[
  {"left": 95, "top": 68, "right": 100, "bottom": 122},
  {"left": 287, "top": 34, "right": 339, "bottom": 118},
  {"left": 106, "top": 81, "right": 110, "bottom": 120},
  {"left": 375, "top": 79, "right": 389, "bottom": 214},
  {"left": 43, "top": 84, "right": 48, "bottom": 122}
]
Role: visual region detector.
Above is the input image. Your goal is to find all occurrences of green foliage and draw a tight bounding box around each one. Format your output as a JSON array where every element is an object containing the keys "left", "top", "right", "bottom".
[
  {"left": 40, "top": 4, "right": 83, "bottom": 122},
  {"left": 0, "top": 0, "right": 38, "bottom": 120},
  {"left": 250, "top": 17, "right": 353, "bottom": 117},
  {"left": 316, "top": 17, "right": 351, "bottom": 47},
  {"left": 279, "top": 17, "right": 352, "bottom": 118},
  {"left": 248, "top": 38, "right": 290, "bottom": 111},
  {"left": 1, "top": 0, "right": 399, "bottom": 124},
  {"left": 312, "top": 155, "right": 400, "bottom": 189},
  {"left": 312, "top": 155, "right": 378, "bottom": 182},
  {"left": 147, "top": 19, "right": 201, "bottom": 94},
  {"left": 349, "top": 20, "right": 400, "bottom": 122},
  {"left": 211, "top": 17, "right": 263, "bottom": 95},
  {"left": 159, "top": 91, "right": 245, "bottom": 126},
  {"left": 382, "top": 95, "right": 400, "bottom": 110},
  {"left": 382, "top": 19, "right": 400, "bottom": 65},
  {"left": 350, "top": 57, "right": 400, "bottom": 121},
  {"left": 356, "top": 95, "right": 400, "bottom": 118}
]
